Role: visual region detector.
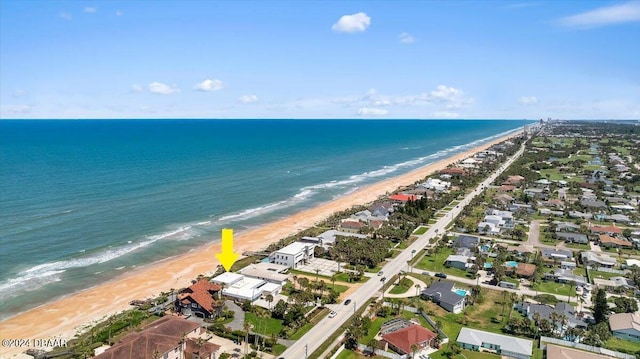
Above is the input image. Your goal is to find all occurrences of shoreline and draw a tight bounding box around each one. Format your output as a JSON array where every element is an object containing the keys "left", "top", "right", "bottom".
[{"left": 0, "top": 130, "right": 520, "bottom": 357}]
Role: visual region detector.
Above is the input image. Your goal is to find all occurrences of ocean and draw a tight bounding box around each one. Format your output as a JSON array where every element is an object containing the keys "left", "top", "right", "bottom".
[{"left": 0, "top": 119, "right": 529, "bottom": 319}]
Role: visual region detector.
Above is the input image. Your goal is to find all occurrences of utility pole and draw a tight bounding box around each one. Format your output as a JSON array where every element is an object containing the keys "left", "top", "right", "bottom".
[{"left": 305, "top": 344, "right": 308, "bottom": 359}]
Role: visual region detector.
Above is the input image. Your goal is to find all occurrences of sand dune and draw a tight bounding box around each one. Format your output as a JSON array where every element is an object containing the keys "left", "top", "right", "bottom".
[{"left": 0, "top": 131, "right": 519, "bottom": 357}]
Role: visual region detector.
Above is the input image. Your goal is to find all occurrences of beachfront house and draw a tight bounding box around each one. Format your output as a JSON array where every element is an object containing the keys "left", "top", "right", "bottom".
[
  {"left": 175, "top": 279, "right": 222, "bottom": 319},
  {"left": 93, "top": 316, "right": 220, "bottom": 359},
  {"left": 211, "top": 272, "right": 281, "bottom": 302},
  {"left": 270, "top": 241, "right": 315, "bottom": 268},
  {"left": 457, "top": 327, "right": 533, "bottom": 359}
]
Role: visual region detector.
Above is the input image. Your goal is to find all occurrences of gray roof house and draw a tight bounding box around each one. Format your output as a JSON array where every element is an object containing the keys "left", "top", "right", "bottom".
[
  {"left": 453, "top": 235, "right": 480, "bottom": 249},
  {"left": 556, "top": 232, "right": 589, "bottom": 244},
  {"left": 544, "top": 269, "right": 588, "bottom": 286},
  {"left": 421, "top": 281, "right": 466, "bottom": 314},
  {"left": 457, "top": 327, "right": 533, "bottom": 359},
  {"left": 581, "top": 251, "right": 617, "bottom": 268},
  {"left": 541, "top": 248, "right": 573, "bottom": 261},
  {"left": 515, "top": 302, "right": 587, "bottom": 332},
  {"left": 554, "top": 221, "right": 580, "bottom": 232}
]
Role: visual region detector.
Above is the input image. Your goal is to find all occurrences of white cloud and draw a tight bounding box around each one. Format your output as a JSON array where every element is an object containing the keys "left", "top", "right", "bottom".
[
  {"left": 358, "top": 107, "right": 389, "bottom": 116},
  {"left": 559, "top": 1, "right": 640, "bottom": 28},
  {"left": 433, "top": 111, "right": 460, "bottom": 119},
  {"left": 2, "top": 104, "right": 32, "bottom": 114},
  {"left": 518, "top": 96, "right": 538, "bottom": 105},
  {"left": 194, "top": 79, "right": 225, "bottom": 92},
  {"left": 148, "top": 82, "right": 180, "bottom": 95},
  {"left": 239, "top": 95, "right": 258, "bottom": 103},
  {"left": 116, "top": 10, "right": 123, "bottom": 16},
  {"left": 84, "top": 7, "right": 96, "bottom": 13},
  {"left": 131, "top": 84, "right": 143, "bottom": 93},
  {"left": 399, "top": 32, "right": 415, "bottom": 44},
  {"left": 332, "top": 12, "right": 371, "bottom": 33},
  {"left": 59, "top": 12, "right": 72, "bottom": 21}
]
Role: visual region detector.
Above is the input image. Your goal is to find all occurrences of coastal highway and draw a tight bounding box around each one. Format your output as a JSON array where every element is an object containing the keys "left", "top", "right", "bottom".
[{"left": 281, "top": 142, "right": 526, "bottom": 358}]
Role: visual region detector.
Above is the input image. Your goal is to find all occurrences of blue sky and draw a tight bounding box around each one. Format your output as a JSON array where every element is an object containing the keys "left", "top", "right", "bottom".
[{"left": 1, "top": 0, "right": 639, "bottom": 119}]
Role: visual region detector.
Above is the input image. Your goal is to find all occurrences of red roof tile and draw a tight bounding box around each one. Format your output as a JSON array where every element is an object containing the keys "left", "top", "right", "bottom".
[
  {"left": 382, "top": 324, "right": 436, "bottom": 354},
  {"left": 177, "top": 279, "right": 221, "bottom": 315},
  {"left": 591, "top": 225, "right": 623, "bottom": 235},
  {"left": 599, "top": 234, "right": 632, "bottom": 247},
  {"left": 389, "top": 194, "right": 418, "bottom": 202}
]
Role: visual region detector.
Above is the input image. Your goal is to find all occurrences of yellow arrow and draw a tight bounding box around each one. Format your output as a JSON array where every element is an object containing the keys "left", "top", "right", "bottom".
[{"left": 216, "top": 228, "right": 240, "bottom": 272}]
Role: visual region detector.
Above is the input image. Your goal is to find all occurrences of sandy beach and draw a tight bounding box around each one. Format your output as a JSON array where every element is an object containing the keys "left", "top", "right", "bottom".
[{"left": 0, "top": 131, "right": 519, "bottom": 357}]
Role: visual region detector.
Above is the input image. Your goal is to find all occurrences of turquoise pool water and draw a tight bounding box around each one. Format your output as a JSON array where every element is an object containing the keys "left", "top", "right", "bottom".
[
  {"left": 484, "top": 263, "right": 493, "bottom": 269},
  {"left": 506, "top": 261, "right": 518, "bottom": 267},
  {"left": 455, "top": 289, "right": 469, "bottom": 296}
]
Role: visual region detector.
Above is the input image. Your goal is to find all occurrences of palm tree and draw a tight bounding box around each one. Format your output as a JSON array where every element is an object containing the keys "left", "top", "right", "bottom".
[
  {"left": 368, "top": 338, "right": 379, "bottom": 355},
  {"left": 243, "top": 321, "right": 253, "bottom": 356},
  {"left": 410, "top": 343, "right": 419, "bottom": 358},
  {"left": 415, "top": 284, "right": 421, "bottom": 297},
  {"left": 292, "top": 275, "right": 298, "bottom": 291},
  {"left": 265, "top": 294, "right": 274, "bottom": 310},
  {"left": 315, "top": 268, "right": 321, "bottom": 283}
]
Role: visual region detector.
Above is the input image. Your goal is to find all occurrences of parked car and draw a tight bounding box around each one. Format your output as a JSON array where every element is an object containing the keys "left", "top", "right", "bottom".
[
  {"left": 328, "top": 311, "right": 337, "bottom": 318},
  {"left": 422, "top": 271, "right": 429, "bottom": 275},
  {"left": 378, "top": 271, "right": 384, "bottom": 276},
  {"left": 380, "top": 276, "right": 386, "bottom": 282},
  {"left": 435, "top": 272, "right": 447, "bottom": 279},
  {"left": 344, "top": 299, "right": 352, "bottom": 305}
]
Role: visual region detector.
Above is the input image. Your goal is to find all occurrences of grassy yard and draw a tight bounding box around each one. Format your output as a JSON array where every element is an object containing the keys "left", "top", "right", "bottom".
[
  {"left": 418, "top": 287, "right": 512, "bottom": 340},
  {"left": 389, "top": 277, "right": 414, "bottom": 295},
  {"left": 590, "top": 270, "right": 624, "bottom": 281},
  {"left": 245, "top": 312, "right": 283, "bottom": 336},
  {"left": 531, "top": 280, "right": 573, "bottom": 297},
  {"left": 414, "top": 248, "right": 475, "bottom": 279},
  {"left": 334, "top": 272, "right": 368, "bottom": 284},
  {"left": 413, "top": 226, "right": 428, "bottom": 235},
  {"left": 335, "top": 350, "right": 385, "bottom": 359},
  {"left": 564, "top": 242, "right": 591, "bottom": 250},
  {"left": 606, "top": 336, "right": 640, "bottom": 354}
]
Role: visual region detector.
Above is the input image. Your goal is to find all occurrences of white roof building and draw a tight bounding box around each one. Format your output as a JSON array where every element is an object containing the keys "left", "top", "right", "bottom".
[{"left": 211, "top": 272, "right": 282, "bottom": 301}]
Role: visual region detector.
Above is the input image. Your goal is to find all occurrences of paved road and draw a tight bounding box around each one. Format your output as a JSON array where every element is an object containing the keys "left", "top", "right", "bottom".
[{"left": 280, "top": 143, "right": 527, "bottom": 359}]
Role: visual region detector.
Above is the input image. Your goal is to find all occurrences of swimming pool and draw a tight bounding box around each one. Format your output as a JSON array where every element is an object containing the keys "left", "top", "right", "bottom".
[
  {"left": 484, "top": 263, "right": 493, "bottom": 269},
  {"left": 455, "top": 289, "right": 469, "bottom": 296},
  {"left": 506, "top": 261, "right": 518, "bottom": 267}
]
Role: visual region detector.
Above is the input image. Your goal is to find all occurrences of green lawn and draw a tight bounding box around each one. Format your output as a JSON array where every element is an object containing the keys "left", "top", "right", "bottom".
[
  {"left": 389, "top": 277, "right": 414, "bottom": 295},
  {"left": 334, "top": 272, "right": 368, "bottom": 284},
  {"left": 429, "top": 345, "right": 501, "bottom": 359},
  {"left": 414, "top": 248, "right": 474, "bottom": 279},
  {"left": 245, "top": 312, "right": 283, "bottom": 336},
  {"left": 335, "top": 350, "right": 385, "bottom": 359},
  {"left": 327, "top": 283, "right": 350, "bottom": 294},
  {"left": 606, "top": 336, "right": 640, "bottom": 353},
  {"left": 531, "top": 280, "right": 573, "bottom": 297},
  {"left": 361, "top": 316, "right": 387, "bottom": 345},
  {"left": 557, "top": 154, "right": 593, "bottom": 164},
  {"left": 564, "top": 242, "right": 591, "bottom": 250},
  {"left": 419, "top": 287, "right": 512, "bottom": 339},
  {"left": 590, "top": 270, "right": 624, "bottom": 281},
  {"left": 413, "top": 226, "right": 428, "bottom": 235}
]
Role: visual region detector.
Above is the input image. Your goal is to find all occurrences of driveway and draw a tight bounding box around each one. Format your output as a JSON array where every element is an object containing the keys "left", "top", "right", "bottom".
[
  {"left": 525, "top": 220, "right": 541, "bottom": 247},
  {"left": 225, "top": 300, "right": 245, "bottom": 331}
]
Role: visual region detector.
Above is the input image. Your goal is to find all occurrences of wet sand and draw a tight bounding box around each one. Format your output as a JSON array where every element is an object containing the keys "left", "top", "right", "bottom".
[{"left": 0, "top": 131, "right": 519, "bottom": 357}]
